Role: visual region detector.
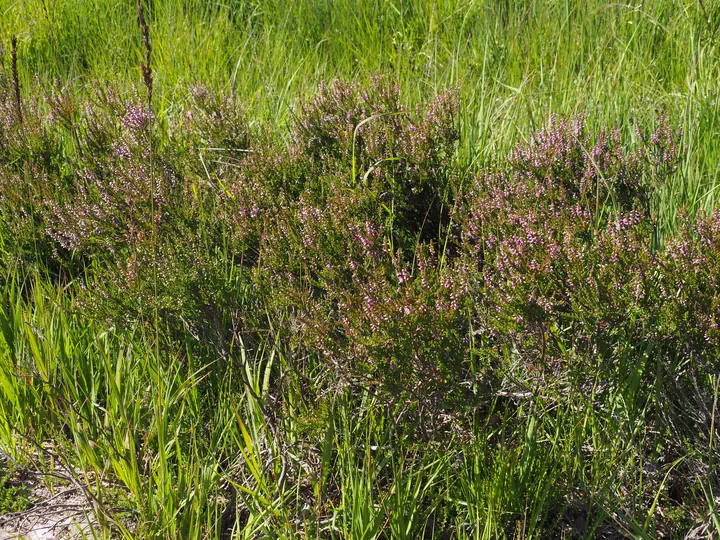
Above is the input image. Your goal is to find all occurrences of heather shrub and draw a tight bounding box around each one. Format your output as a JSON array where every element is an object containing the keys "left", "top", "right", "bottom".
[
  {"left": 45, "top": 99, "right": 176, "bottom": 256},
  {"left": 657, "top": 209, "right": 720, "bottom": 360},
  {"left": 322, "top": 248, "right": 472, "bottom": 420},
  {"left": 0, "top": 83, "right": 159, "bottom": 275},
  {"left": 0, "top": 76, "right": 59, "bottom": 173},
  {"left": 456, "top": 116, "right": 681, "bottom": 380},
  {"left": 0, "top": 81, "right": 263, "bottom": 354},
  {"left": 202, "top": 82, "right": 468, "bottom": 415},
  {"left": 507, "top": 116, "right": 677, "bottom": 213},
  {"left": 214, "top": 135, "right": 311, "bottom": 270},
  {"left": 252, "top": 179, "right": 473, "bottom": 416},
  {"left": 292, "top": 78, "right": 459, "bottom": 246},
  {"left": 179, "top": 85, "right": 253, "bottom": 178},
  {"left": 2, "top": 75, "right": 711, "bottom": 424},
  {"left": 0, "top": 77, "right": 75, "bottom": 274},
  {"left": 28, "top": 89, "right": 252, "bottom": 351},
  {"left": 567, "top": 211, "right": 657, "bottom": 343}
]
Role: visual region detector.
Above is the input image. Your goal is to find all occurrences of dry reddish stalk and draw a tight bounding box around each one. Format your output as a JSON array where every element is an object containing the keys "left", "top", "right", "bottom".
[
  {"left": 11, "top": 35, "right": 22, "bottom": 124},
  {"left": 136, "top": 0, "right": 153, "bottom": 108}
]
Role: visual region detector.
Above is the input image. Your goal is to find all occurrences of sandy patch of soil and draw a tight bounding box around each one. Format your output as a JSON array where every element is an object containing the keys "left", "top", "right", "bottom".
[{"left": 0, "top": 451, "right": 99, "bottom": 540}]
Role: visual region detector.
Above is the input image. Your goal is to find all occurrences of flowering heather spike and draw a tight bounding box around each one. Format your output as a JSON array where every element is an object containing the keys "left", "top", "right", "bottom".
[
  {"left": 11, "top": 36, "right": 22, "bottom": 125},
  {"left": 136, "top": 0, "right": 153, "bottom": 108},
  {"left": 122, "top": 102, "right": 154, "bottom": 132}
]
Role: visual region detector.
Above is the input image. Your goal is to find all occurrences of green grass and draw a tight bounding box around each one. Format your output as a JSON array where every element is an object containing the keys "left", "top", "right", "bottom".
[
  {"left": 0, "top": 272, "right": 713, "bottom": 537},
  {"left": 0, "top": 0, "right": 719, "bottom": 538}
]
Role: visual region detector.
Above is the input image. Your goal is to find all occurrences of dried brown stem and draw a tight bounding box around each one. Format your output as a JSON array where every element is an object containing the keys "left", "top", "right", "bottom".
[
  {"left": 136, "top": 0, "right": 153, "bottom": 108},
  {"left": 11, "top": 35, "right": 22, "bottom": 124}
]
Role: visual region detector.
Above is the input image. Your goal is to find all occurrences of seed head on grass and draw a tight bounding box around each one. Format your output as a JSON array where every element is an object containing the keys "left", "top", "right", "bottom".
[
  {"left": 11, "top": 36, "right": 22, "bottom": 125},
  {"left": 136, "top": 0, "right": 153, "bottom": 109}
]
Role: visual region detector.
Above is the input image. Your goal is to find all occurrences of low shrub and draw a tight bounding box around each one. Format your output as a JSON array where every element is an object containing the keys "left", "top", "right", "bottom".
[
  {"left": 4, "top": 77, "right": 718, "bottom": 429},
  {"left": 456, "top": 116, "right": 682, "bottom": 383}
]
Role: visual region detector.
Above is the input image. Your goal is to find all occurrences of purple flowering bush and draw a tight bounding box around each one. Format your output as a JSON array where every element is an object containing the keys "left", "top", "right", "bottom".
[
  {"left": 229, "top": 83, "right": 468, "bottom": 413},
  {"left": 292, "top": 77, "right": 459, "bottom": 245},
  {"left": 658, "top": 210, "right": 720, "bottom": 359},
  {"left": 45, "top": 99, "right": 173, "bottom": 256},
  {"left": 180, "top": 85, "right": 253, "bottom": 178},
  {"left": 0, "top": 73, "right": 72, "bottom": 271},
  {"left": 260, "top": 199, "right": 472, "bottom": 413},
  {"left": 0, "top": 85, "right": 254, "bottom": 351},
  {"left": 456, "top": 116, "right": 682, "bottom": 382},
  {"left": 3, "top": 76, "right": 718, "bottom": 425}
]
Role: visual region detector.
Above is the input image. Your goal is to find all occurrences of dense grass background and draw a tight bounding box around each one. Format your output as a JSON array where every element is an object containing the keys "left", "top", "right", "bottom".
[{"left": 0, "top": 0, "right": 719, "bottom": 538}]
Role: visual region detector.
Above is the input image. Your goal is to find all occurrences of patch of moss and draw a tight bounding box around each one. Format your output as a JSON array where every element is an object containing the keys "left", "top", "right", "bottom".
[{"left": 0, "top": 469, "right": 32, "bottom": 514}]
